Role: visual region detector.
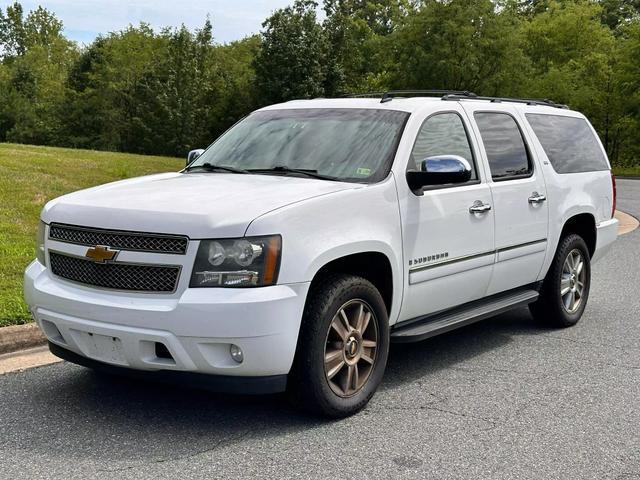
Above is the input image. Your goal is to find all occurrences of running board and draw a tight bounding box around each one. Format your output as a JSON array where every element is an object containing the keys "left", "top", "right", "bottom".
[{"left": 391, "top": 289, "right": 539, "bottom": 343}]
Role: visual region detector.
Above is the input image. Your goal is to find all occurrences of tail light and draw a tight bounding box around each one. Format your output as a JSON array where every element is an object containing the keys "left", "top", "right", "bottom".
[{"left": 611, "top": 173, "right": 617, "bottom": 219}]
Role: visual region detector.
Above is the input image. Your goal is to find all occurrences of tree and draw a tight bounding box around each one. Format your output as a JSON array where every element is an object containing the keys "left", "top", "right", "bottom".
[
  {"left": 322, "top": 0, "right": 413, "bottom": 93},
  {"left": 519, "top": 1, "right": 619, "bottom": 156},
  {"left": 389, "top": 0, "right": 528, "bottom": 93},
  {"left": 254, "top": 0, "right": 329, "bottom": 103},
  {"left": 0, "top": 0, "right": 638, "bottom": 168},
  {"left": 600, "top": 0, "right": 640, "bottom": 29},
  {"left": 609, "top": 19, "right": 640, "bottom": 162},
  {"left": 0, "top": 3, "right": 75, "bottom": 144},
  {"left": 0, "top": 2, "right": 27, "bottom": 58}
]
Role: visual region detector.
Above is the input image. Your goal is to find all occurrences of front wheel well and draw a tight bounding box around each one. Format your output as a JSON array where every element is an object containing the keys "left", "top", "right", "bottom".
[
  {"left": 560, "top": 213, "right": 596, "bottom": 257},
  {"left": 310, "top": 252, "right": 393, "bottom": 315}
]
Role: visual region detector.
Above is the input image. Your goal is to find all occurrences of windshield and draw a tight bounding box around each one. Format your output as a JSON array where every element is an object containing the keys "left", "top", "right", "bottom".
[{"left": 189, "top": 108, "right": 409, "bottom": 183}]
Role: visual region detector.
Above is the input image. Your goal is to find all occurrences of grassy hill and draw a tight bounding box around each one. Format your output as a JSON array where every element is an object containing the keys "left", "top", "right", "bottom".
[{"left": 0, "top": 143, "right": 182, "bottom": 327}]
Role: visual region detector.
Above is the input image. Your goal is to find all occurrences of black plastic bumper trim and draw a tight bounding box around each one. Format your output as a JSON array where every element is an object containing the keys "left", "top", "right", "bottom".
[{"left": 48, "top": 342, "right": 288, "bottom": 395}]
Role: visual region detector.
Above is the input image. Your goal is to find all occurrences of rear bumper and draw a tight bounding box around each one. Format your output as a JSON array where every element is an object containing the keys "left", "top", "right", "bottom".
[
  {"left": 592, "top": 218, "right": 619, "bottom": 264},
  {"left": 25, "top": 261, "right": 310, "bottom": 379},
  {"left": 49, "top": 342, "right": 288, "bottom": 394}
]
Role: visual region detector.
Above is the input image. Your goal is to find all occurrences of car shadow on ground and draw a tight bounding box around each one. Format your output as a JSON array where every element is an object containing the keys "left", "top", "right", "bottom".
[{"left": 12, "top": 308, "right": 548, "bottom": 464}]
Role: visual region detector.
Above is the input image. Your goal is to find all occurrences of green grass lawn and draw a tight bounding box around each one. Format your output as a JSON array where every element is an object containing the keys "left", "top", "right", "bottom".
[
  {"left": 613, "top": 166, "right": 640, "bottom": 177},
  {"left": 0, "top": 143, "right": 182, "bottom": 327}
]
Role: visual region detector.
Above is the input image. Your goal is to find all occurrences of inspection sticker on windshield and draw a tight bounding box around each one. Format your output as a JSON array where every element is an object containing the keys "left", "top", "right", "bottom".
[{"left": 356, "top": 167, "right": 372, "bottom": 176}]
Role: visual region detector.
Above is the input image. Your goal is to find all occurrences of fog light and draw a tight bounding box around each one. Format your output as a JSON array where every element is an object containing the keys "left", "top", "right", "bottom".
[{"left": 230, "top": 344, "right": 244, "bottom": 363}]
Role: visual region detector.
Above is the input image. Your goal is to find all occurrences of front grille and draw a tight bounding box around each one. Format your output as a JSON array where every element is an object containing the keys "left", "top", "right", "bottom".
[
  {"left": 49, "top": 252, "right": 180, "bottom": 293},
  {"left": 49, "top": 224, "right": 188, "bottom": 254}
]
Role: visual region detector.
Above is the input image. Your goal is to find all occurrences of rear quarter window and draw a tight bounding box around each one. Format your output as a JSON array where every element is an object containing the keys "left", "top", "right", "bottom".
[{"left": 526, "top": 114, "right": 609, "bottom": 174}]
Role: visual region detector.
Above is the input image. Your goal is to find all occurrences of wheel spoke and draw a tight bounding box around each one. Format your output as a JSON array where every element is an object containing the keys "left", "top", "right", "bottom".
[
  {"left": 339, "top": 309, "right": 351, "bottom": 332},
  {"left": 560, "top": 276, "right": 572, "bottom": 295},
  {"left": 361, "top": 312, "right": 371, "bottom": 334},
  {"left": 325, "top": 348, "right": 342, "bottom": 363},
  {"left": 362, "top": 339, "right": 377, "bottom": 348},
  {"left": 576, "top": 260, "right": 584, "bottom": 275},
  {"left": 361, "top": 353, "right": 374, "bottom": 365},
  {"left": 568, "top": 291, "right": 576, "bottom": 311},
  {"left": 327, "top": 360, "right": 345, "bottom": 380},
  {"left": 355, "top": 303, "right": 365, "bottom": 331},
  {"left": 331, "top": 318, "right": 348, "bottom": 341},
  {"left": 352, "top": 364, "right": 359, "bottom": 391},
  {"left": 343, "top": 364, "right": 354, "bottom": 394}
]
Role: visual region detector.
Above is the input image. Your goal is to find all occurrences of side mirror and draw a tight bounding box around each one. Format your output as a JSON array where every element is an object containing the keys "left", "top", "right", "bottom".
[
  {"left": 186, "top": 149, "right": 205, "bottom": 167},
  {"left": 406, "top": 155, "right": 472, "bottom": 194}
]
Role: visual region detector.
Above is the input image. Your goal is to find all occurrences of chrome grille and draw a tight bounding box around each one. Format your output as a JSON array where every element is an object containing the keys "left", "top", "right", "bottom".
[
  {"left": 49, "top": 224, "right": 188, "bottom": 254},
  {"left": 49, "top": 252, "right": 180, "bottom": 293}
]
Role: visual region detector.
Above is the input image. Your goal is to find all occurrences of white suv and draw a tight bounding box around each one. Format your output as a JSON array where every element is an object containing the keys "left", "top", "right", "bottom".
[{"left": 24, "top": 91, "right": 618, "bottom": 417}]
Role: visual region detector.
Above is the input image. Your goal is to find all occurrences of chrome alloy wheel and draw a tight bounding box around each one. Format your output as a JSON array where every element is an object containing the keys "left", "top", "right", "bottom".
[
  {"left": 323, "top": 299, "right": 378, "bottom": 398},
  {"left": 561, "top": 248, "right": 587, "bottom": 314}
]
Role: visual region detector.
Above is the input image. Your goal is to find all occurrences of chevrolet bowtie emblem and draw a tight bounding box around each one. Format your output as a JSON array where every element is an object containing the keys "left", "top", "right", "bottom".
[{"left": 85, "top": 245, "right": 119, "bottom": 263}]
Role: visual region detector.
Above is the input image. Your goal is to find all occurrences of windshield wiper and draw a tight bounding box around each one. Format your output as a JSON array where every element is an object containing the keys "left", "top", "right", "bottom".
[
  {"left": 185, "top": 162, "right": 249, "bottom": 174},
  {"left": 248, "top": 166, "right": 339, "bottom": 181}
]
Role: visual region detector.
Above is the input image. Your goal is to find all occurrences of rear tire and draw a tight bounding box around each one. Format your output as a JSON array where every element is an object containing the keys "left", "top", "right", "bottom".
[
  {"left": 288, "top": 273, "right": 390, "bottom": 418},
  {"left": 529, "top": 233, "right": 591, "bottom": 328}
]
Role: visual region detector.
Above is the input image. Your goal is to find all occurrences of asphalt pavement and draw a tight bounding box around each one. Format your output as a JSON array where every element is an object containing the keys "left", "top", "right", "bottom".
[{"left": 1, "top": 180, "right": 638, "bottom": 480}]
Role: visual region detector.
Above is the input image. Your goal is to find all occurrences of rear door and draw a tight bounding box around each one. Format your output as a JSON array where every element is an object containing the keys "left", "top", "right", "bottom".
[{"left": 462, "top": 104, "right": 549, "bottom": 295}]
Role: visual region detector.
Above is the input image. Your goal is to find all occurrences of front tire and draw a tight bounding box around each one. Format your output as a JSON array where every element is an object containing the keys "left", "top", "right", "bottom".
[
  {"left": 530, "top": 233, "right": 591, "bottom": 328},
  {"left": 288, "top": 273, "right": 390, "bottom": 418}
]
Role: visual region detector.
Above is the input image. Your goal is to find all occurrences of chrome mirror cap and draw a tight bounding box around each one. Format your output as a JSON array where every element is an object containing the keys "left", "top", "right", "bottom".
[
  {"left": 186, "top": 149, "right": 205, "bottom": 167},
  {"left": 421, "top": 155, "right": 472, "bottom": 174}
]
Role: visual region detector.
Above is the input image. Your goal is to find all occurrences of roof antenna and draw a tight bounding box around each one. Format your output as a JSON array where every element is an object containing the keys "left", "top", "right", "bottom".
[{"left": 380, "top": 92, "right": 393, "bottom": 104}]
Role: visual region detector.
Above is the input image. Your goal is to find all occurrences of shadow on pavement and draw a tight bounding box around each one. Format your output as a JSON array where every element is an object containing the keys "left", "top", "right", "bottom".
[{"left": 9, "top": 307, "right": 549, "bottom": 464}]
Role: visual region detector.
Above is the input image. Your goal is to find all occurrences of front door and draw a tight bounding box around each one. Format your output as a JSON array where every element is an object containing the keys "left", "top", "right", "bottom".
[
  {"left": 397, "top": 108, "right": 495, "bottom": 323},
  {"left": 463, "top": 104, "right": 549, "bottom": 295}
]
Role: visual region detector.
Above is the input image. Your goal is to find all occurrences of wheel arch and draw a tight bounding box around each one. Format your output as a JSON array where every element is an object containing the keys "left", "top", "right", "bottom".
[
  {"left": 308, "top": 251, "right": 396, "bottom": 318},
  {"left": 560, "top": 213, "right": 597, "bottom": 257}
]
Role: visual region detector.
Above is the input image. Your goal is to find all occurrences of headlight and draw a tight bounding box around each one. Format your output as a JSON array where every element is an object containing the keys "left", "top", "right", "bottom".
[
  {"left": 190, "top": 235, "right": 281, "bottom": 288},
  {"left": 36, "top": 221, "right": 46, "bottom": 265}
]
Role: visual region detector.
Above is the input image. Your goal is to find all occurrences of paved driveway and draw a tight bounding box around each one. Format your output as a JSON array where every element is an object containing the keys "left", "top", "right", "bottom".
[{"left": 1, "top": 181, "right": 638, "bottom": 480}]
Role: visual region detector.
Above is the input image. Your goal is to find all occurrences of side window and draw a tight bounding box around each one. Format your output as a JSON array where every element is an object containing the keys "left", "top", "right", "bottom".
[
  {"left": 410, "top": 113, "right": 477, "bottom": 181},
  {"left": 526, "top": 114, "right": 608, "bottom": 173},
  {"left": 474, "top": 112, "right": 532, "bottom": 180}
]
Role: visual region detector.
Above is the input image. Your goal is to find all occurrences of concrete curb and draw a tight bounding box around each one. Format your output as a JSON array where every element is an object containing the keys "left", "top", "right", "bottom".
[
  {"left": 0, "top": 323, "right": 46, "bottom": 355},
  {"left": 615, "top": 210, "right": 640, "bottom": 235},
  {"left": 0, "top": 346, "right": 61, "bottom": 375}
]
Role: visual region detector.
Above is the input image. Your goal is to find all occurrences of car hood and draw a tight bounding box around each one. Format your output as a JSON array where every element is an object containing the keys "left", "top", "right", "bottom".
[{"left": 42, "top": 172, "right": 358, "bottom": 238}]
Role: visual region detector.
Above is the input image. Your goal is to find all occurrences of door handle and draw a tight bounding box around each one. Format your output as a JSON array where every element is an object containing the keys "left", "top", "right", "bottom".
[
  {"left": 469, "top": 201, "right": 492, "bottom": 214},
  {"left": 528, "top": 192, "right": 547, "bottom": 204}
]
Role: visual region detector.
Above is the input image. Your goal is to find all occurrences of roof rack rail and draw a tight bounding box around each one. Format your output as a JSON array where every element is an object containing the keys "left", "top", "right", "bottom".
[
  {"left": 342, "top": 90, "right": 567, "bottom": 108},
  {"left": 442, "top": 94, "right": 568, "bottom": 109},
  {"left": 344, "top": 90, "right": 478, "bottom": 104}
]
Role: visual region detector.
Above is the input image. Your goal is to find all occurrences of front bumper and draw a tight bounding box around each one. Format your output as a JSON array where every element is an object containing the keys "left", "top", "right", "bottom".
[
  {"left": 24, "top": 261, "right": 310, "bottom": 382},
  {"left": 48, "top": 342, "right": 288, "bottom": 394}
]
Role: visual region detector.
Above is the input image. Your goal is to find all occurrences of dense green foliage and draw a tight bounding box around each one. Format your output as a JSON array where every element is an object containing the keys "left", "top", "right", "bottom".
[{"left": 0, "top": 0, "right": 639, "bottom": 165}]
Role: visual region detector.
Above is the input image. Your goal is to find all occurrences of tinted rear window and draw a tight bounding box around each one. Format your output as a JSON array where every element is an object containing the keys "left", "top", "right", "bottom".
[
  {"left": 526, "top": 114, "right": 608, "bottom": 173},
  {"left": 474, "top": 112, "right": 532, "bottom": 180}
]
